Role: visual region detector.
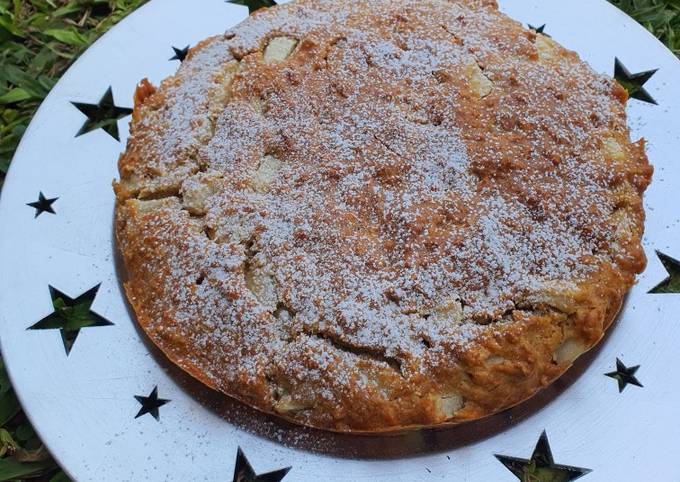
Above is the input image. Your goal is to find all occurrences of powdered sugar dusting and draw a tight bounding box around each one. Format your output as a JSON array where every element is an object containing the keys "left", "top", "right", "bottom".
[{"left": 116, "top": 0, "right": 650, "bottom": 431}]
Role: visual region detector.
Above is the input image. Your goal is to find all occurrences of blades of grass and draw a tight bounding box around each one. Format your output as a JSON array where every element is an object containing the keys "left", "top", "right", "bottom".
[
  {"left": 10, "top": 0, "right": 20, "bottom": 17},
  {"left": 0, "top": 429, "right": 17, "bottom": 457},
  {"left": 0, "top": 16, "right": 24, "bottom": 38},
  {"left": 50, "top": 470, "right": 71, "bottom": 482},
  {"left": 53, "top": 4, "right": 89, "bottom": 18},
  {"left": 0, "top": 88, "right": 32, "bottom": 104},
  {"left": 0, "top": 359, "right": 11, "bottom": 397},
  {"left": 610, "top": 0, "right": 680, "bottom": 54},
  {"left": 0, "top": 65, "right": 47, "bottom": 98},
  {"left": 0, "top": 391, "right": 21, "bottom": 427},
  {"left": 43, "top": 29, "right": 88, "bottom": 48},
  {"left": 0, "top": 457, "right": 56, "bottom": 481}
]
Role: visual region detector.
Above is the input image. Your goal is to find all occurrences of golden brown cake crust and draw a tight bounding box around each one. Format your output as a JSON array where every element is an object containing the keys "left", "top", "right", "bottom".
[{"left": 114, "top": 0, "right": 652, "bottom": 432}]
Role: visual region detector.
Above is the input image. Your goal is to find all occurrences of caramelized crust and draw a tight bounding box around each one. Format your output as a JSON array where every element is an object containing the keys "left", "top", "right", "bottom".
[{"left": 114, "top": 0, "right": 652, "bottom": 432}]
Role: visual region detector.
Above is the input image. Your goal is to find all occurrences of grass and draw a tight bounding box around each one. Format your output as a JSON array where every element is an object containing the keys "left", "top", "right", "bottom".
[
  {"left": 610, "top": 0, "right": 680, "bottom": 55},
  {"left": 0, "top": 0, "right": 677, "bottom": 480}
]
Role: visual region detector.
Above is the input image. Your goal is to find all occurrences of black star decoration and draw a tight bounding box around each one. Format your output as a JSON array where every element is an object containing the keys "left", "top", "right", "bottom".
[
  {"left": 27, "top": 284, "right": 113, "bottom": 355},
  {"left": 231, "top": 447, "right": 291, "bottom": 482},
  {"left": 227, "top": 0, "right": 277, "bottom": 14},
  {"left": 170, "top": 45, "right": 190, "bottom": 62},
  {"left": 605, "top": 358, "right": 643, "bottom": 393},
  {"left": 26, "top": 192, "right": 58, "bottom": 218},
  {"left": 71, "top": 87, "right": 133, "bottom": 141},
  {"left": 614, "top": 58, "right": 658, "bottom": 105},
  {"left": 495, "top": 431, "right": 591, "bottom": 481},
  {"left": 649, "top": 250, "right": 680, "bottom": 293},
  {"left": 529, "top": 24, "right": 550, "bottom": 37},
  {"left": 134, "top": 386, "right": 170, "bottom": 421}
]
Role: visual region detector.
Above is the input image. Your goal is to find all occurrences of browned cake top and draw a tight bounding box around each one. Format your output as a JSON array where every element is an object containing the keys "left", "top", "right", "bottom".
[{"left": 115, "top": 0, "right": 652, "bottom": 432}]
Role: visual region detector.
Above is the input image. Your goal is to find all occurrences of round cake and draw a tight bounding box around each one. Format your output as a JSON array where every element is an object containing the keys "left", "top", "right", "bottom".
[{"left": 114, "top": 0, "right": 652, "bottom": 432}]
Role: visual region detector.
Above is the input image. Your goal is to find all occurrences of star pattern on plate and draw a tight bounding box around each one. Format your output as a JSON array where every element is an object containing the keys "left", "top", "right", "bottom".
[
  {"left": 71, "top": 86, "right": 133, "bottom": 141},
  {"left": 134, "top": 386, "right": 170, "bottom": 421},
  {"left": 27, "top": 284, "right": 113, "bottom": 355},
  {"left": 605, "top": 358, "right": 643, "bottom": 393},
  {"left": 231, "top": 447, "right": 291, "bottom": 482},
  {"left": 614, "top": 58, "right": 658, "bottom": 105},
  {"left": 227, "top": 0, "right": 277, "bottom": 14},
  {"left": 26, "top": 192, "right": 58, "bottom": 218},
  {"left": 495, "top": 431, "right": 591, "bottom": 481},
  {"left": 649, "top": 250, "right": 680, "bottom": 293},
  {"left": 528, "top": 23, "right": 550, "bottom": 37},
  {"left": 170, "top": 45, "right": 190, "bottom": 62}
]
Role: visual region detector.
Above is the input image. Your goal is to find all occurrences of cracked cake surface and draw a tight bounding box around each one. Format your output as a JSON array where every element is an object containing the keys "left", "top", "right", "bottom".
[{"left": 114, "top": 0, "right": 652, "bottom": 432}]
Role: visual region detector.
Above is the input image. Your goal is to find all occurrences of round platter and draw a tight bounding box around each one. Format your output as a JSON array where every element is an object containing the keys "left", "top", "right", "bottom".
[{"left": 1, "top": 0, "right": 679, "bottom": 480}]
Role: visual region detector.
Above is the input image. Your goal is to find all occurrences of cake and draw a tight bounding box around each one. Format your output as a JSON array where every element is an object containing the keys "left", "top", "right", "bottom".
[{"left": 114, "top": 0, "right": 653, "bottom": 432}]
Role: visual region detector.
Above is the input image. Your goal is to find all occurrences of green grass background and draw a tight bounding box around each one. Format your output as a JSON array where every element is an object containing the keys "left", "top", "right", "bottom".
[{"left": 0, "top": 0, "right": 677, "bottom": 480}]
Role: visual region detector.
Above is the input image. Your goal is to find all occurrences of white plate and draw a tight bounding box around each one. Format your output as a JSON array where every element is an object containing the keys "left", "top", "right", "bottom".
[{"left": 1, "top": 0, "right": 679, "bottom": 480}]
